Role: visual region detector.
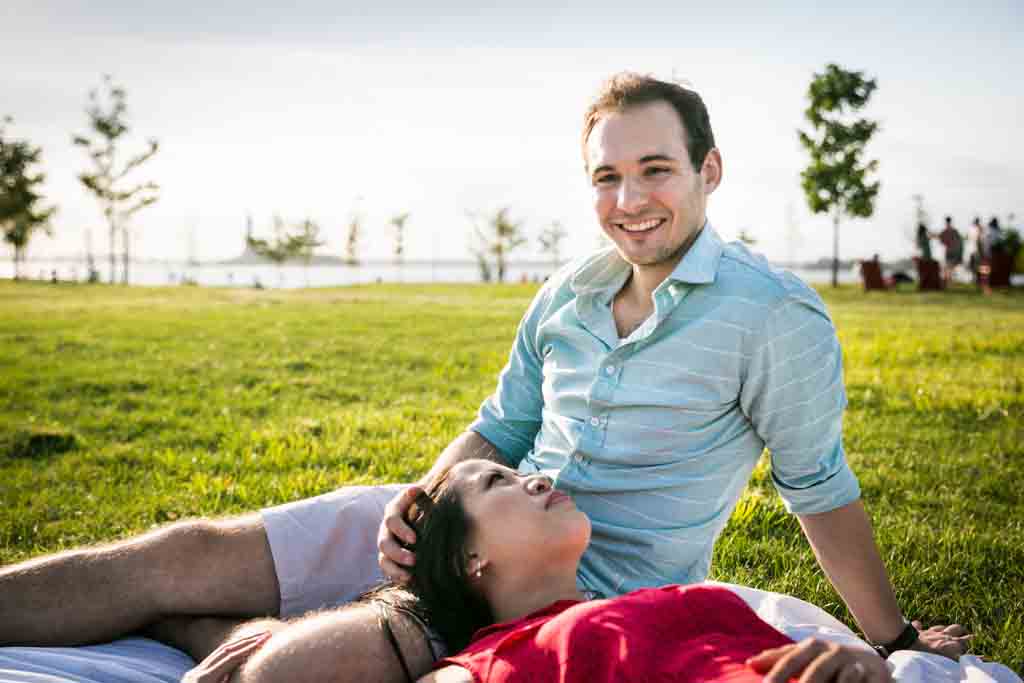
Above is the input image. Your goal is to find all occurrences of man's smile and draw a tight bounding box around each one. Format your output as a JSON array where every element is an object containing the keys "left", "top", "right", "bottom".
[{"left": 614, "top": 218, "right": 667, "bottom": 233}]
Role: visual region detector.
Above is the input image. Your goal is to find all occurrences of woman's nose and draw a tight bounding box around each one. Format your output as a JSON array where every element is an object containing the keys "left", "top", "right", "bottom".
[{"left": 525, "top": 475, "right": 552, "bottom": 494}]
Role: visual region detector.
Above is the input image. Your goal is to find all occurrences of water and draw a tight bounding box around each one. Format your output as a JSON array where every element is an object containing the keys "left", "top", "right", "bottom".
[{"left": 2, "top": 258, "right": 864, "bottom": 288}]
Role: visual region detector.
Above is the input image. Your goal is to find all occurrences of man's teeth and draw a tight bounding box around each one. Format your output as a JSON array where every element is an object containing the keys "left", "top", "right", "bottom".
[{"left": 617, "top": 219, "right": 662, "bottom": 232}]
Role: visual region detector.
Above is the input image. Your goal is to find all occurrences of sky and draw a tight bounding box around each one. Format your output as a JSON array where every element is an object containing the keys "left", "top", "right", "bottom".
[{"left": 1, "top": 0, "right": 1021, "bottom": 265}]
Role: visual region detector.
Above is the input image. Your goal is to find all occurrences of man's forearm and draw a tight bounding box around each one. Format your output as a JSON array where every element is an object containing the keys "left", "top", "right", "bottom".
[
  {"left": 144, "top": 615, "right": 284, "bottom": 662},
  {"left": 797, "top": 499, "right": 907, "bottom": 644},
  {"left": 233, "top": 604, "right": 434, "bottom": 683},
  {"left": 419, "top": 431, "right": 506, "bottom": 485}
]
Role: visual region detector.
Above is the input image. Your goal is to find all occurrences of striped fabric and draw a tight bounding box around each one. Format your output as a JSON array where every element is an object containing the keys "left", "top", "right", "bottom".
[{"left": 470, "top": 224, "right": 860, "bottom": 599}]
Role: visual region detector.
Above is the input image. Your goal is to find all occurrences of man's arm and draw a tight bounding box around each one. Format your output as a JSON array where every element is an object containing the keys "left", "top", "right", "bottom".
[
  {"left": 0, "top": 513, "right": 279, "bottom": 646},
  {"left": 796, "top": 500, "right": 905, "bottom": 644},
  {"left": 378, "top": 430, "right": 505, "bottom": 581},
  {"left": 798, "top": 500, "right": 971, "bottom": 658},
  {"left": 230, "top": 603, "right": 435, "bottom": 683}
]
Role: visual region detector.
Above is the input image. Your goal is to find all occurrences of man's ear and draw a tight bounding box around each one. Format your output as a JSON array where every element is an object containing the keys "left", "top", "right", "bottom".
[{"left": 701, "top": 147, "right": 723, "bottom": 195}]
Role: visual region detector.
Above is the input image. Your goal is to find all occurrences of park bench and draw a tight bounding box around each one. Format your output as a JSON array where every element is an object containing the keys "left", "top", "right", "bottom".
[{"left": 913, "top": 257, "right": 944, "bottom": 291}]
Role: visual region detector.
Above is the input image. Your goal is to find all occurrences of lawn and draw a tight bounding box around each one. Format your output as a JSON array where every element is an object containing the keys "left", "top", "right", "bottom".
[{"left": 1, "top": 280, "right": 1022, "bottom": 669}]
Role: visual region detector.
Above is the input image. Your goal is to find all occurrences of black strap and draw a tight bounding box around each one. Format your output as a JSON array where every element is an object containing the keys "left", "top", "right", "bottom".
[
  {"left": 872, "top": 621, "right": 919, "bottom": 658},
  {"left": 376, "top": 601, "right": 415, "bottom": 683}
]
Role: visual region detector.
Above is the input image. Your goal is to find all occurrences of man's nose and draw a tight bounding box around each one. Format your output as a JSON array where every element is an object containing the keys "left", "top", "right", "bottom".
[{"left": 616, "top": 177, "right": 647, "bottom": 213}]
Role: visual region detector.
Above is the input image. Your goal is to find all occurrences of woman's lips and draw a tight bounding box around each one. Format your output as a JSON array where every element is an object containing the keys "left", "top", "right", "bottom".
[{"left": 546, "top": 491, "right": 571, "bottom": 509}]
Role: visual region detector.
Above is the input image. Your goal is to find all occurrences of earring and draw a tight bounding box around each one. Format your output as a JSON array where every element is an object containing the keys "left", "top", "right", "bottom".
[{"left": 474, "top": 568, "right": 482, "bottom": 578}]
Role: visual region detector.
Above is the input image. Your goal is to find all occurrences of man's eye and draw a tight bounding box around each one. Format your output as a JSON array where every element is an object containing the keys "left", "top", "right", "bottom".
[
  {"left": 644, "top": 166, "right": 670, "bottom": 176},
  {"left": 594, "top": 174, "right": 618, "bottom": 185}
]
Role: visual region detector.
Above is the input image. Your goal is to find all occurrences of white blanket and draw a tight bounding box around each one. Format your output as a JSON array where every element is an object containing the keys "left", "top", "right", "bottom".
[
  {"left": 1, "top": 584, "right": 1018, "bottom": 682},
  {"left": 714, "top": 582, "right": 1021, "bottom": 683}
]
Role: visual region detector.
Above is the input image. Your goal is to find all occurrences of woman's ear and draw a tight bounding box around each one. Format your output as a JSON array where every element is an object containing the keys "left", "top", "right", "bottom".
[{"left": 467, "top": 553, "right": 489, "bottom": 579}]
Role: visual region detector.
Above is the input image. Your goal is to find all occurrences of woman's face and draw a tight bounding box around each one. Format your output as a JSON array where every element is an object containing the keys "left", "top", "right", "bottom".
[{"left": 450, "top": 460, "right": 591, "bottom": 575}]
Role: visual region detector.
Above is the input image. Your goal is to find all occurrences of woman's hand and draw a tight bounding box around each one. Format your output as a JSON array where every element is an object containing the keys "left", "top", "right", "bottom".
[
  {"left": 181, "top": 631, "right": 271, "bottom": 683},
  {"left": 748, "top": 638, "right": 892, "bottom": 683}
]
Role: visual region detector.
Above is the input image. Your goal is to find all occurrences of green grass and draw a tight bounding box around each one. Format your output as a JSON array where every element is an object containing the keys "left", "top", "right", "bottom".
[{"left": 1, "top": 280, "right": 1022, "bottom": 669}]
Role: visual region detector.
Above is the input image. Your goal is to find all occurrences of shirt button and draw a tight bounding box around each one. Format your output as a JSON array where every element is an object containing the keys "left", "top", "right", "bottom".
[
  {"left": 605, "top": 366, "right": 615, "bottom": 375},
  {"left": 590, "top": 417, "right": 600, "bottom": 426}
]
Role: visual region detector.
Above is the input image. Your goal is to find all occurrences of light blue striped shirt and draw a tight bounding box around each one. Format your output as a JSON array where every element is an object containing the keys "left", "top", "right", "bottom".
[{"left": 470, "top": 224, "right": 860, "bottom": 599}]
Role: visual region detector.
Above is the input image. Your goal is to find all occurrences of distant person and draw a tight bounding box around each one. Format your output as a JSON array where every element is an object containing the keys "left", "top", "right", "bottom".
[
  {"left": 915, "top": 222, "right": 933, "bottom": 261},
  {"left": 986, "top": 217, "right": 1004, "bottom": 256},
  {"left": 968, "top": 216, "right": 985, "bottom": 281},
  {"left": 937, "top": 216, "right": 963, "bottom": 285}
]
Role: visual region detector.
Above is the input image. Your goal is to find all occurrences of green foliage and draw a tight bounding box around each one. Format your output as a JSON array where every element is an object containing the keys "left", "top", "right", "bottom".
[
  {"left": 246, "top": 215, "right": 324, "bottom": 271},
  {"left": 798, "top": 64, "right": 880, "bottom": 286},
  {"left": 0, "top": 118, "right": 56, "bottom": 278},
  {"left": 73, "top": 75, "right": 159, "bottom": 284},
  {"left": 469, "top": 207, "right": 527, "bottom": 282},
  {"left": 0, "top": 282, "right": 1021, "bottom": 669}
]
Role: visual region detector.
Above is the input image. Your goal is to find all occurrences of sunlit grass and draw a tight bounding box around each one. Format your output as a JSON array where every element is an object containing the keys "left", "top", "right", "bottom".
[{"left": 1, "top": 280, "right": 1021, "bottom": 669}]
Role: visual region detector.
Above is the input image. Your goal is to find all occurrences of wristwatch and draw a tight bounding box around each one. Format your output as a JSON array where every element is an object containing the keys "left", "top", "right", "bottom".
[{"left": 871, "top": 621, "right": 919, "bottom": 658}]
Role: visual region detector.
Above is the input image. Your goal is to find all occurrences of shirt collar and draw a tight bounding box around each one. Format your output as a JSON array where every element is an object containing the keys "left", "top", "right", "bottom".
[{"left": 570, "top": 221, "right": 724, "bottom": 297}]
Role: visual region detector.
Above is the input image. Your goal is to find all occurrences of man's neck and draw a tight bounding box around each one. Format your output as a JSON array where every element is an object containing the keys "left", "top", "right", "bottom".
[{"left": 620, "top": 222, "right": 705, "bottom": 309}]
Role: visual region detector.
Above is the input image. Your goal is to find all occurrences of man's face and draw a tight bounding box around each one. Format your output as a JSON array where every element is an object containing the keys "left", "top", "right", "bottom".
[{"left": 586, "top": 101, "right": 721, "bottom": 277}]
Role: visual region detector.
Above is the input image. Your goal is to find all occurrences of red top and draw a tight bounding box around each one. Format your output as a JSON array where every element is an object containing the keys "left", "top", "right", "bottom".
[{"left": 438, "top": 584, "right": 797, "bottom": 682}]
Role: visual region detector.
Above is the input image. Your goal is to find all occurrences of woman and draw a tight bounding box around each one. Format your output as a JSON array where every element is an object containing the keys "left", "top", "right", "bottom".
[{"left": 396, "top": 458, "right": 890, "bottom": 683}]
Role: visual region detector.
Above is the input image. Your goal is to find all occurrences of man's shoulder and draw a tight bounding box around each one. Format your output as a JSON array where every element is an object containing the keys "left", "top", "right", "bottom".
[{"left": 713, "top": 241, "right": 829, "bottom": 318}]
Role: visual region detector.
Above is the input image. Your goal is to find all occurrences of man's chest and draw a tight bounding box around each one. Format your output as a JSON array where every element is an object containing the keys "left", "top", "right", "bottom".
[{"left": 535, "top": 302, "right": 749, "bottom": 422}]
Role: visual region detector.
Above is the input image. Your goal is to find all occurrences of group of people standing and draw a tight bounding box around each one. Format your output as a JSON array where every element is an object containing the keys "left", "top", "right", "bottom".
[{"left": 916, "top": 215, "right": 1013, "bottom": 286}]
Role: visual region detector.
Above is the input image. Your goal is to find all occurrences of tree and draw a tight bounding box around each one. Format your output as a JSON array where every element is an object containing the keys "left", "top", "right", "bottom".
[
  {"left": 797, "top": 64, "right": 880, "bottom": 287},
  {"left": 73, "top": 75, "right": 159, "bottom": 284},
  {"left": 469, "top": 207, "right": 527, "bottom": 283},
  {"left": 0, "top": 117, "right": 56, "bottom": 279},
  {"left": 247, "top": 214, "right": 295, "bottom": 286},
  {"left": 538, "top": 220, "right": 568, "bottom": 272},
  {"left": 345, "top": 215, "right": 362, "bottom": 266},
  {"left": 390, "top": 212, "right": 410, "bottom": 265},
  {"left": 288, "top": 218, "right": 325, "bottom": 286}
]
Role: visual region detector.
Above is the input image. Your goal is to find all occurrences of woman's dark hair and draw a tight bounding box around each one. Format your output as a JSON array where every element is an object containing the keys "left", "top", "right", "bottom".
[{"left": 404, "top": 464, "right": 495, "bottom": 652}]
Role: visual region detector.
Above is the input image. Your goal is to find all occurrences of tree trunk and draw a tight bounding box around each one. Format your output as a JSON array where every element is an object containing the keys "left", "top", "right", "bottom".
[
  {"left": 831, "top": 212, "right": 840, "bottom": 288},
  {"left": 13, "top": 248, "right": 21, "bottom": 280},
  {"left": 109, "top": 217, "right": 117, "bottom": 284},
  {"left": 121, "top": 225, "right": 130, "bottom": 285}
]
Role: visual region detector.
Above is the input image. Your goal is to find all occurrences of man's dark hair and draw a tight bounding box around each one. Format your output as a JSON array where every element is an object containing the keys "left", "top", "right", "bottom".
[
  {"left": 404, "top": 465, "right": 494, "bottom": 653},
  {"left": 581, "top": 72, "right": 716, "bottom": 172}
]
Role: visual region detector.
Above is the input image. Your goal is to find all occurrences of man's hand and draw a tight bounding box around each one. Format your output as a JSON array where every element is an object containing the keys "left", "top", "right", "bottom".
[
  {"left": 182, "top": 631, "right": 271, "bottom": 683},
  {"left": 377, "top": 485, "right": 424, "bottom": 583},
  {"left": 909, "top": 620, "right": 972, "bottom": 660},
  {"left": 748, "top": 638, "right": 892, "bottom": 683}
]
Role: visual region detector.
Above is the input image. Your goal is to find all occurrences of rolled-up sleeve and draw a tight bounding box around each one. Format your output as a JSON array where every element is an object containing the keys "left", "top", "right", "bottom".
[
  {"left": 469, "top": 285, "right": 551, "bottom": 467},
  {"left": 740, "top": 292, "right": 861, "bottom": 514}
]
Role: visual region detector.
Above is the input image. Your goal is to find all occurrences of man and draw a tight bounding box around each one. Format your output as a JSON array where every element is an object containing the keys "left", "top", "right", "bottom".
[
  {"left": 938, "top": 216, "right": 963, "bottom": 285},
  {"left": 0, "top": 73, "right": 967, "bottom": 682}
]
